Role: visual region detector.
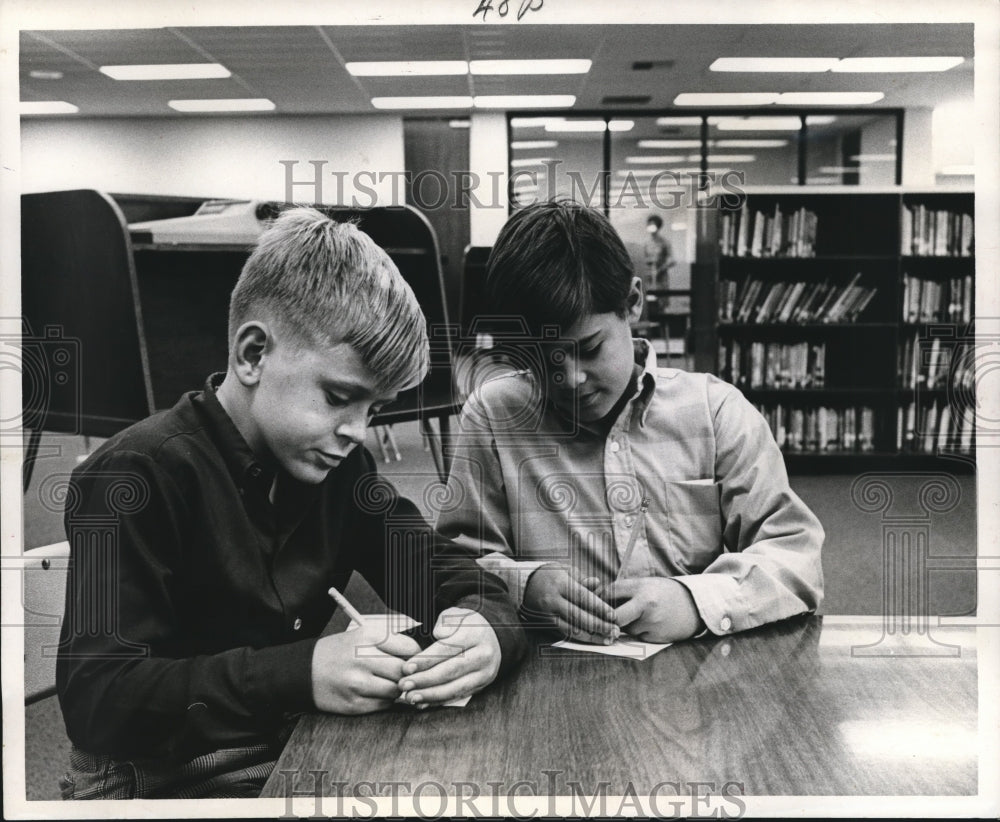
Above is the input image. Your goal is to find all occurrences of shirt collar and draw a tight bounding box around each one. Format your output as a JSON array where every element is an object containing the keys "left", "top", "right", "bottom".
[
  {"left": 193, "top": 373, "right": 276, "bottom": 493},
  {"left": 548, "top": 338, "right": 660, "bottom": 435},
  {"left": 633, "top": 338, "right": 659, "bottom": 427}
]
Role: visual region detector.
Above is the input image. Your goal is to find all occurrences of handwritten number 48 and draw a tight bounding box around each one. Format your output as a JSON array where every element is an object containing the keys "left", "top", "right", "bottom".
[{"left": 474, "top": 0, "right": 544, "bottom": 21}]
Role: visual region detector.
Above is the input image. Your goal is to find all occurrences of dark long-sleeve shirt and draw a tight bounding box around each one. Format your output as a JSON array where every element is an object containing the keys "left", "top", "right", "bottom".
[{"left": 56, "top": 376, "right": 524, "bottom": 761}]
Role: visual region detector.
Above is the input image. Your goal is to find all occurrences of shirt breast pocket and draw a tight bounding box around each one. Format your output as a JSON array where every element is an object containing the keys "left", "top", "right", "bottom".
[{"left": 662, "top": 480, "right": 724, "bottom": 573}]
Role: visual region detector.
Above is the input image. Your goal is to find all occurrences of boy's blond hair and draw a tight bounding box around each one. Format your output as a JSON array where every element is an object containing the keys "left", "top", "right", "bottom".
[{"left": 229, "top": 207, "right": 428, "bottom": 391}]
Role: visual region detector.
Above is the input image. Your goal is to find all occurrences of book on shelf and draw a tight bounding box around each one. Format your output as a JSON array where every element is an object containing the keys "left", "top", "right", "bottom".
[
  {"left": 720, "top": 204, "right": 818, "bottom": 258},
  {"left": 719, "top": 340, "right": 825, "bottom": 389},
  {"left": 754, "top": 403, "right": 875, "bottom": 453},
  {"left": 900, "top": 331, "right": 971, "bottom": 391},
  {"left": 898, "top": 398, "right": 974, "bottom": 454},
  {"left": 719, "top": 274, "right": 877, "bottom": 324},
  {"left": 901, "top": 204, "right": 974, "bottom": 257}
]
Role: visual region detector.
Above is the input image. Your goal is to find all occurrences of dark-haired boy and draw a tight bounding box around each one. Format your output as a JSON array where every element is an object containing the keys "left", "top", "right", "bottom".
[
  {"left": 437, "top": 201, "right": 823, "bottom": 645},
  {"left": 56, "top": 208, "right": 524, "bottom": 799}
]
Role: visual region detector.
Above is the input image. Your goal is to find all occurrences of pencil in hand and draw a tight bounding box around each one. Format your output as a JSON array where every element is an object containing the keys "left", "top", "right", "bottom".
[{"left": 327, "top": 586, "right": 364, "bottom": 628}]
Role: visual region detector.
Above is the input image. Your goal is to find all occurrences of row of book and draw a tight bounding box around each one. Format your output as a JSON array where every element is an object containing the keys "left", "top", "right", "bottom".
[
  {"left": 720, "top": 203, "right": 818, "bottom": 258},
  {"left": 901, "top": 205, "right": 974, "bottom": 257},
  {"left": 754, "top": 404, "right": 876, "bottom": 453},
  {"left": 719, "top": 273, "right": 878, "bottom": 324},
  {"left": 898, "top": 400, "right": 975, "bottom": 453},
  {"left": 899, "top": 335, "right": 977, "bottom": 392},
  {"left": 901, "top": 273, "right": 973, "bottom": 324},
  {"left": 718, "top": 341, "right": 825, "bottom": 389}
]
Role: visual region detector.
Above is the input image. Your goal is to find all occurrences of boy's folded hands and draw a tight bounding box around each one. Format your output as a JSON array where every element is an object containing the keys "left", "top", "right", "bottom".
[
  {"left": 396, "top": 607, "right": 501, "bottom": 707},
  {"left": 601, "top": 577, "right": 705, "bottom": 643},
  {"left": 522, "top": 563, "right": 619, "bottom": 645},
  {"left": 311, "top": 608, "right": 502, "bottom": 714},
  {"left": 311, "top": 623, "right": 422, "bottom": 714}
]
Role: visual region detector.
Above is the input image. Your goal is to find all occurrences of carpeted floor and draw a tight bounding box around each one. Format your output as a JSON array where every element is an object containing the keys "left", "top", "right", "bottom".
[{"left": 19, "top": 423, "right": 978, "bottom": 800}]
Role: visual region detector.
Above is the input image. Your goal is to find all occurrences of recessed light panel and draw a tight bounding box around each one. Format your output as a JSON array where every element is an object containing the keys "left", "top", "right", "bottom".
[
  {"left": 371, "top": 96, "right": 473, "bottom": 109},
  {"left": 168, "top": 98, "right": 275, "bottom": 112},
  {"left": 101, "top": 63, "right": 231, "bottom": 80},
  {"left": 470, "top": 59, "right": 591, "bottom": 74},
  {"left": 710, "top": 58, "right": 839, "bottom": 72},
  {"left": 20, "top": 100, "right": 78, "bottom": 115},
  {"left": 346, "top": 61, "right": 468, "bottom": 76},
  {"left": 834, "top": 57, "right": 963, "bottom": 72}
]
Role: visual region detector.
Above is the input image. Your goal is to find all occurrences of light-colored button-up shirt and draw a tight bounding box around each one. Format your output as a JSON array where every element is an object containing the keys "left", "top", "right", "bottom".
[{"left": 436, "top": 340, "right": 824, "bottom": 636}]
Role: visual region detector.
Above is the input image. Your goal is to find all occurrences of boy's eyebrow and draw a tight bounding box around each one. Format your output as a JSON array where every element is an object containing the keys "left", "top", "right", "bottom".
[{"left": 321, "top": 378, "right": 398, "bottom": 405}]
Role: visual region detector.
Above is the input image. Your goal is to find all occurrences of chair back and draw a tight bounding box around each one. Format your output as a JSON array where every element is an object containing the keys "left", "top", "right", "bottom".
[{"left": 21, "top": 190, "right": 155, "bottom": 437}]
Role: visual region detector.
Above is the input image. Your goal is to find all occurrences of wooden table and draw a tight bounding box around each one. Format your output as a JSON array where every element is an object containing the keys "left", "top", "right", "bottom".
[{"left": 260, "top": 614, "right": 977, "bottom": 800}]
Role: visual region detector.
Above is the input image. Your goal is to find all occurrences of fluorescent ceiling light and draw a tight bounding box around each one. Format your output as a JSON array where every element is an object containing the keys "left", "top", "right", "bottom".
[
  {"left": 805, "top": 176, "right": 841, "bottom": 184},
  {"left": 20, "top": 100, "right": 78, "bottom": 114},
  {"left": 819, "top": 166, "right": 861, "bottom": 174},
  {"left": 168, "top": 98, "right": 275, "bottom": 112},
  {"left": 608, "top": 120, "right": 634, "bottom": 132},
  {"left": 371, "top": 96, "right": 473, "bottom": 109},
  {"left": 616, "top": 169, "right": 665, "bottom": 177},
  {"left": 346, "top": 61, "right": 467, "bottom": 76},
  {"left": 510, "top": 157, "right": 554, "bottom": 167},
  {"left": 849, "top": 153, "right": 895, "bottom": 162},
  {"left": 688, "top": 154, "right": 756, "bottom": 163},
  {"left": 625, "top": 155, "right": 685, "bottom": 163},
  {"left": 777, "top": 92, "right": 884, "bottom": 105},
  {"left": 470, "top": 59, "right": 591, "bottom": 74},
  {"left": 637, "top": 139, "right": 702, "bottom": 148},
  {"left": 29, "top": 70, "right": 63, "bottom": 80},
  {"left": 939, "top": 165, "right": 975, "bottom": 176},
  {"left": 449, "top": 119, "right": 471, "bottom": 129},
  {"left": 715, "top": 139, "right": 789, "bottom": 147},
  {"left": 511, "top": 116, "right": 565, "bottom": 128},
  {"left": 674, "top": 92, "right": 779, "bottom": 106},
  {"left": 805, "top": 115, "right": 837, "bottom": 125},
  {"left": 834, "top": 57, "right": 964, "bottom": 73},
  {"left": 710, "top": 58, "right": 839, "bottom": 72},
  {"left": 674, "top": 167, "right": 735, "bottom": 175},
  {"left": 544, "top": 119, "right": 606, "bottom": 132},
  {"left": 512, "top": 140, "right": 558, "bottom": 149},
  {"left": 655, "top": 116, "right": 703, "bottom": 126},
  {"left": 670, "top": 223, "right": 688, "bottom": 231},
  {"left": 711, "top": 116, "right": 802, "bottom": 131},
  {"left": 101, "top": 63, "right": 231, "bottom": 80},
  {"left": 475, "top": 95, "right": 575, "bottom": 108}
]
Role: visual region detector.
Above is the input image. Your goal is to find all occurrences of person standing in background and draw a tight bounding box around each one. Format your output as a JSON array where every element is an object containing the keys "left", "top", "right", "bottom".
[{"left": 643, "top": 214, "right": 675, "bottom": 292}]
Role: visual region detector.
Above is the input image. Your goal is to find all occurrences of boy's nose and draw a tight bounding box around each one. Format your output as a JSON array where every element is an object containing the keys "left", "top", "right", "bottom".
[{"left": 335, "top": 410, "right": 368, "bottom": 445}]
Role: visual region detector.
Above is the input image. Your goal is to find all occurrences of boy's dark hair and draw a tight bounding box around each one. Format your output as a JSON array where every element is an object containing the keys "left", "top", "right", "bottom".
[
  {"left": 647, "top": 214, "right": 663, "bottom": 230},
  {"left": 485, "top": 200, "right": 633, "bottom": 335}
]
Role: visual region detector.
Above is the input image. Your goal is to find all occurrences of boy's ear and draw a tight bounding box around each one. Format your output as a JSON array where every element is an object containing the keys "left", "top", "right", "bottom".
[
  {"left": 231, "top": 321, "right": 271, "bottom": 386},
  {"left": 626, "top": 276, "right": 644, "bottom": 321}
]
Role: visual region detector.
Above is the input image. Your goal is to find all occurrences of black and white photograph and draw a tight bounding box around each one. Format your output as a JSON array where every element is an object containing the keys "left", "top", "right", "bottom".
[{"left": 2, "top": 0, "right": 998, "bottom": 818}]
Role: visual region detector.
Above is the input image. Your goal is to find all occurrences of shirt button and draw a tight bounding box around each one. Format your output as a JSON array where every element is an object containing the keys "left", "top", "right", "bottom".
[
  {"left": 292, "top": 618, "right": 302, "bottom": 631},
  {"left": 610, "top": 441, "right": 621, "bottom": 453},
  {"left": 720, "top": 616, "right": 732, "bottom": 632}
]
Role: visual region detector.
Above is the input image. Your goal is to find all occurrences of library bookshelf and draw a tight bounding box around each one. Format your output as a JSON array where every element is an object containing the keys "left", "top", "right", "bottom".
[{"left": 701, "top": 188, "right": 974, "bottom": 473}]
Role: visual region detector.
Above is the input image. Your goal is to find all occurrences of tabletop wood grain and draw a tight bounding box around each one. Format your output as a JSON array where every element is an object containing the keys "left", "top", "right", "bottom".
[{"left": 261, "top": 614, "right": 977, "bottom": 798}]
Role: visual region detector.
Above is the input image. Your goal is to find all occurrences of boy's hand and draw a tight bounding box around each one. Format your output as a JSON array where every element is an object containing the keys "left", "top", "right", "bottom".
[
  {"left": 523, "top": 563, "right": 618, "bottom": 644},
  {"left": 396, "top": 608, "right": 501, "bottom": 707},
  {"left": 311, "top": 624, "right": 421, "bottom": 714},
  {"left": 601, "top": 577, "right": 705, "bottom": 643}
]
